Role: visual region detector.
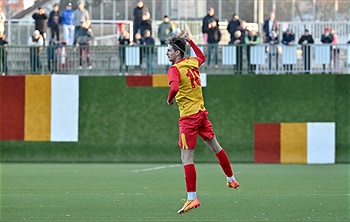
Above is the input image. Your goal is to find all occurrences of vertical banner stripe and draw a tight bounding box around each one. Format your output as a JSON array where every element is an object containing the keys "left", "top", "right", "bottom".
[
  {"left": 24, "top": 75, "right": 51, "bottom": 141},
  {"left": 281, "top": 123, "right": 307, "bottom": 163},
  {"left": 307, "top": 122, "right": 336, "bottom": 164},
  {"left": 50, "top": 75, "right": 79, "bottom": 142},
  {"left": 152, "top": 74, "right": 169, "bottom": 87},
  {"left": 0, "top": 76, "right": 25, "bottom": 140},
  {"left": 254, "top": 123, "right": 281, "bottom": 163}
]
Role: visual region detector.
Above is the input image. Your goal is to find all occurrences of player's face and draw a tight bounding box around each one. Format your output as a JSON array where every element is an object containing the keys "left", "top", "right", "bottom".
[{"left": 166, "top": 45, "right": 179, "bottom": 63}]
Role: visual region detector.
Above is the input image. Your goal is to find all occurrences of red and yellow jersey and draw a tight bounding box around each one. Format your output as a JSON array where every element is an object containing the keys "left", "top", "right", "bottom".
[{"left": 168, "top": 56, "right": 206, "bottom": 117}]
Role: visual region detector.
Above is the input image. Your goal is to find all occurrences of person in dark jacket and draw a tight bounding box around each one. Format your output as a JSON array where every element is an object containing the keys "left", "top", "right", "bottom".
[
  {"left": 282, "top": 28, "right": 295, "bottom": 73},
  {"left": 227, "top": 14, "right": 241, "bottom": 44},
  {"left": 207, "top": 18, "right": 221, "bottom": 68},
  {"left": 298, "top": 29, "right": 314, "bottom": 74},
  {"left": 202, "top": 7, "right": 216, "bottom": 44},
  {"left": 140, "top": 12, "right": 152, "bottom": 37},
  {"left": 142, "top": 29, "right": 155, "bottom": 75},
  {"left": 32, "top": 7, "right": 49, "bottom": 44},
  {"left": 320, "top": 27, "right": 334, "bottom": 73},
  {"left": 231, "top": 30, "right": 244, "bottom": 74},
  {"left": 133, "top": 0, "right": 148, "bottom": 36},
  {"left": 47, "top": 38, "right": 61, "bottom": 73},
  {"left": 47, "top": 4, "right": 60, "bottom": 41},
  {"left": 75, "top": 20, "right": 93, "bottom": 69},
  {"left": 158, "top": 15, "right": 173, "bottom": 45},
  {"left": 0, "top": 31, "right": 8, "bottom": 75},
  {"left": 263, "top": 12, "right": 278, "bottom": 43}
]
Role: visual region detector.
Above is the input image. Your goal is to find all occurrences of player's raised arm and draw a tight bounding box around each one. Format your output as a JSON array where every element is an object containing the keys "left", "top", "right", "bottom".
[{"left": 183, "top": 33, "right": 206, "bottom": 66}]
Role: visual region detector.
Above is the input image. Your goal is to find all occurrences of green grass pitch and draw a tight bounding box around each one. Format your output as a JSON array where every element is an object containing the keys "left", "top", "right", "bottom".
[{"left": 1, "top": 163, "right": 349, "bottom": 221}]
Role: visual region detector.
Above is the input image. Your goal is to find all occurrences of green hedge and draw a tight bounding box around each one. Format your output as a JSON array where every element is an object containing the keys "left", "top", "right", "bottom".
[{"left": 1, "top": 75, "right": 349, "bottom": 163}]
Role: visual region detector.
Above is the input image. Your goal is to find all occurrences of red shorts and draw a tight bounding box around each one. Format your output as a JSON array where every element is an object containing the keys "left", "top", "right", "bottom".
[{"left": 178, "top": 110, "right": 215, "bottom": 149}]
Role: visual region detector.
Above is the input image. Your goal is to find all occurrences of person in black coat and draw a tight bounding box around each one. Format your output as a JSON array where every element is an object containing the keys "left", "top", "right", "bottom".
[
  {"left": 320, "top": 27, "right": 334, "bottom": 73},
  {"left": 298, "top": 29, "right": 314, "bottom": 74},
  {"left": 32, "top": 7, "right": 49, "bottom": 44},
  {"left": 281, "top": 28, "right": 295, "bottom": 73},
  {"left": 139, "top": 12, "right": 152, "bottom": 37},
  {"left": 133, "top": 0, "right": 148, "bottom": 36},
  {"left": 202, "top": 7, "right": 216, "bottom": 44},
  {"left": 118, "top": 30, "right": 131, "bottom": 73},
  {"left": 0, "top": 31, "right": 8, "bottom": 74},
  {"left": 47, "top": 4, "right": 61, "bottom": 41},
  {"left": 207, "top": 18, "right": 221, "bottom": 68},
  {"left": 263, "top": 12, "right": 278, "bottom": 43},
  {"left": 227, "top": 14, "right": 240, "bottom": 44},
  {"left": 231, "top": 30, "right": 244, "bottom": 74}
]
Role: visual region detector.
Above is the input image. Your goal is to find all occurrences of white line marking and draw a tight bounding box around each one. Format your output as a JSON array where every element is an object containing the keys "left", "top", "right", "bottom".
[{"left": 132, "top": 164, "right": 181, "bottom": 173}]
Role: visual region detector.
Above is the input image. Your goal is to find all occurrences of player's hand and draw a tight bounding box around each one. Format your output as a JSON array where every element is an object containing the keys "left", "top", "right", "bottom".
[
  {"left": 167, "top": 99, "right": 174, "bottom": 105},
  {"left": 182, "top": 33, "right": 191, "bottom": 42}
]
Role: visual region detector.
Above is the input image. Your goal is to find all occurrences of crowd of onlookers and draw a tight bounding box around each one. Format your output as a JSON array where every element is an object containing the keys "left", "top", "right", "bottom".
[{"left": 0, "top": 0, "right": 349, "bottom": 75}]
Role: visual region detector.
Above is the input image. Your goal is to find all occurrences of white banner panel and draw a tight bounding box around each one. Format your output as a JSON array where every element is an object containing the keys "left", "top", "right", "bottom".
[
  {"left": 250, "top": 45, "right": 265, "bottom": 65},
  {"left": 222, "top": 46, "right": 236, "bottom": 65},
  {"left": 307, "top": 122, "right": 335, "bottom": 164},
  {"left": 315, "top": 45, "right": 331, "bottom": 64},
  {"left": 282, "top": 45, "right": 297, "bottom": 64},
  {"left": 157, "top": 46, "right": 172, "bottom": 65},
  {"left": 50, "top": 75, "right": 79, "bottom": 142},
  {"left": 200, "top": 73, "right": 207, "bottom": 87},
  {"left": 125, "top": 46, "right": 140, "bottom": 66}
]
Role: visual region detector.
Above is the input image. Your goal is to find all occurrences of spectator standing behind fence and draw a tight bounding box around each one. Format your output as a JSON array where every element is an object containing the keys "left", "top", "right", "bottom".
[
  {"left": 227, "top": 14, "right": 240, "bottom": 44},
  {"left": 0, "top": 6, "right": 6, "bottom": 34},
  {"left": 133, "top": 0, "right": 148, "bottom": 37},
  {"left": 320, "top": 27, "right": 333, "bottom": 74},
  {"left": 268, "top": 31, "right": 279, "bottom": 74},
  {"left": 282, "top": 28, "right": 295, "bottom": 74},
  {"left": 47, "top": 4, "right": 61, "bottom": 41},
  {"left": 331, "top": 29, "right": 340, "bottom": 73},
  {"left": 158, "top": 15, "right": 173, "bottom": 45},
  {"left": 47, "top": 38, "right": 61, "bottom": 73},
  {"left": 207, "top": 18, "right": 221, "bottom": 69},
  {"left": 142, "top": 29, "right": 155, "bottom": 75},
  {"left": 263, "top": 12, "right": 278, "bottom": 43},
  {"left": 73, "top": 1, "right": 90, "bottom": 45},
  {"left": 132, "top": 32, "right": 143, "bottom": 70},
  {"left": 32, "top": 7, "right": 48, "bottom": 45},
  {"left": 0, "top": 31, "right": 8, "bottom": 75},
  {"left": 75, "top": 20, "right": 93, "bottom": 69},
  {"left": 245, "top": 28, "right": 260, "bottom": 74},
  {"left": 202, "top": 7, "right": 216, "bottom": 44},
  {"left": 61, "top": 2, "right": 75, "bottom": 45},
  {"left": 231, "top": 30, "right": 244, "bottom": 74},
  {"left": 118, "top": 30, "right": 131, "bottom": 74},
  {"left": 298, "top": 29, "right": 314, "bottom": 74},
  {"left": 140, "top": 12, "right": 152, "bottom": 37},
  {"left": 28, "top": 30, "right": 44, "bottom": 73}
]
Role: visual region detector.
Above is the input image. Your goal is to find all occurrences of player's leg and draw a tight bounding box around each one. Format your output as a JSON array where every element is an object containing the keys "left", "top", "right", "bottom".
[
  {"left": 198, "top": 111, "right": 239, "bottom": 189},
  {"left": 204, "top": 137, "right": 239, "bottom": 188},
  {"left": 178, "top": 149, "right": 201, "bottom": 214},
  {"left": 177, "top": 114, "right": 201, "bottom": 214}
]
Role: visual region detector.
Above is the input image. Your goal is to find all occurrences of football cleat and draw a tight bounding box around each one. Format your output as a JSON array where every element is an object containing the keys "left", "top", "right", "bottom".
[
  {"left": 177, "top": 197, "right": 201, "bottom": 214},
  {"left": 227, "top": 179, "right": 240, "bottom": 189}
]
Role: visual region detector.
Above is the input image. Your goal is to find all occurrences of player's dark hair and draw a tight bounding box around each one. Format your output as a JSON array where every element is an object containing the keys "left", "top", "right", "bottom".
[{"left": 166, "top": 36, "right": 186, "bottom": 57}]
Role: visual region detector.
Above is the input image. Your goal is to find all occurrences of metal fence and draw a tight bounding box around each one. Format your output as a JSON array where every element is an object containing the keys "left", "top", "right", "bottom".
[{"left": 1, "top": 43, "right": 350, "bottom": 75}]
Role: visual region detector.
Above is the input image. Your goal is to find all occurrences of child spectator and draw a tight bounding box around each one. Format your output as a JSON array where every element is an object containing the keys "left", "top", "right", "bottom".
[{"left": 118, "top": 30, "right": 131, "bottom": 73}]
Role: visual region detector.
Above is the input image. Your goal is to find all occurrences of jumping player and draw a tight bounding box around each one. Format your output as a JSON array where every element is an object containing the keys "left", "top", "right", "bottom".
[{"left": 166, "top": 33, "right": 240, "bottom": 214}]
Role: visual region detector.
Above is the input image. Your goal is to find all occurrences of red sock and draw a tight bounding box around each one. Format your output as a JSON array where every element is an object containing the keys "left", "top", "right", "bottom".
[
  {"left": 216, "top": 149, "right": 233, "bottom": 177},
  {"left": 184, "top": 164, "right": 196, "bottom": 192}
]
